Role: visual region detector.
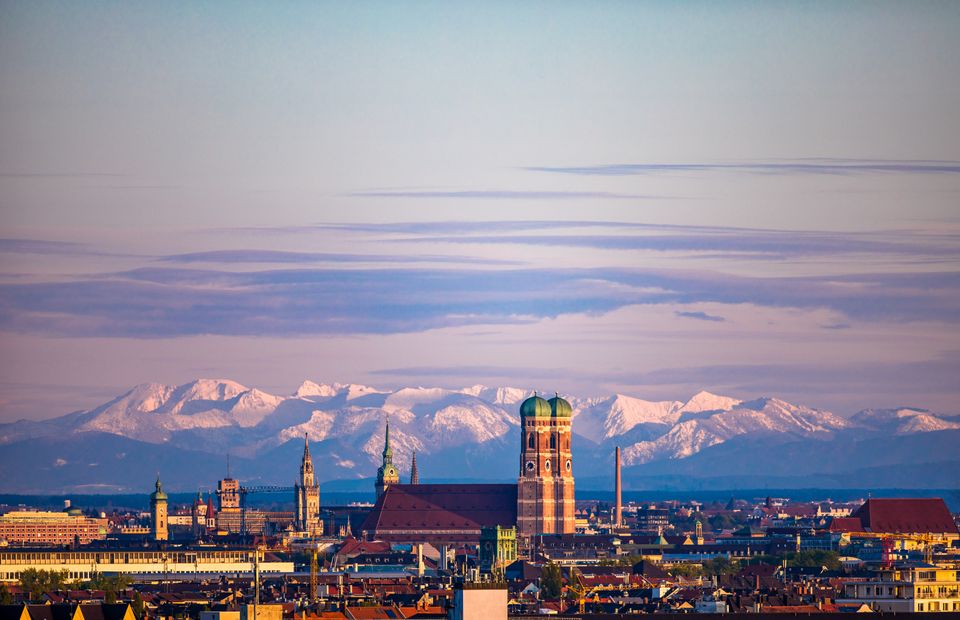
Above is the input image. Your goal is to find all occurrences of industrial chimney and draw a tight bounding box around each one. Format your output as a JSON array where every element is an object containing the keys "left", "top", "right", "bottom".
[{"left": 614, "top": 446, "right": 622, "bottom": 526}]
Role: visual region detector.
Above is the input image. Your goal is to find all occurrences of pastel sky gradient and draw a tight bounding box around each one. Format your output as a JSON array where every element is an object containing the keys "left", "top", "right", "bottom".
[{"left": 1, "top": 1, "right": 959, "bottom": 421}]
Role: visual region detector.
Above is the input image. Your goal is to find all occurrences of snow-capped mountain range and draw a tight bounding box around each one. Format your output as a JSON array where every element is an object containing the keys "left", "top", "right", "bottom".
[{"left": 1, "top": 379, "right": 958, "bottom": 493}]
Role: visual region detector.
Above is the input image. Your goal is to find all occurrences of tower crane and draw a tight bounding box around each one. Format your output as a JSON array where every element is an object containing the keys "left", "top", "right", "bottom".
[{"left": 216, "top": 484, "right": 295, "bottom": 538}]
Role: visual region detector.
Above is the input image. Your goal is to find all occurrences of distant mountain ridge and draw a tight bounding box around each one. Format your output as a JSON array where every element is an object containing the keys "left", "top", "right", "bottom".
[{"left": 1, "top": 379, "right": 958, "bottom": 493}]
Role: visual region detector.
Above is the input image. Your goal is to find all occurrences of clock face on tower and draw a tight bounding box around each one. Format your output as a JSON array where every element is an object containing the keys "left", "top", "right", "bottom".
[
  {"left": 525, "top": 460, "right": 535, "bottom": 472},
  {"left": 565, "top": 459, "right": 572, "bottom": 472},
  {"left": 544, "top": 460, "right": 551, "bottom": 471}
]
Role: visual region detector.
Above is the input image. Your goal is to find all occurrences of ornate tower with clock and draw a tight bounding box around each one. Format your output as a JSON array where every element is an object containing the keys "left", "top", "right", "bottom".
[
  {"left": 516, "top": 392, "right": 576, "bottom": 537},
  {"left": 375, "top": 419, "right": 400, "bottom": 498}
]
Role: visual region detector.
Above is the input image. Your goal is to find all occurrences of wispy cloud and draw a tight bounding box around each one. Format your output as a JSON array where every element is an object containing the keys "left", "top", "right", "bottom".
[
  {"left": 621, "top": 354, "right": 960, "bottom": 400},
  {"left": 676, "top": 310, "right": 725, "bottom": 322},
  {"left": 215, "top": 220, "right": 960, "bottom": 261},
  {"left": 0, "top": 239, "right": 87, "bottom": 255},
  {"left": 526, "top": 159, "right": 960, "bottom": 176},
  {"left": 159, "top": 249, "right": 517, "bottom": 266},
  {"left": 0, "top": 265, "right": 957, "bottom": 338},
  {"left": 394, "top": 230, "right": 960, "bottom": 260},
  {"left": 0, "top": 172, "right": 125, "bottom": 179},
  {"left": 349, "top": 190, "right": 668, "bottom": 200}
]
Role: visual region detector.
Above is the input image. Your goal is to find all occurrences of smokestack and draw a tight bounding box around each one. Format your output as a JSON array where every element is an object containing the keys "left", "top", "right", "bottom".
[{"left": 615, "top": 446, "right": 622, "bottom": 526}]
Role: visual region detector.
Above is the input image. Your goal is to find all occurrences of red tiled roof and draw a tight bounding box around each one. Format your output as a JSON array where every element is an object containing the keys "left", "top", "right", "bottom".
[
  {"left": 851, "top": 498, "right": 958, "bottom": 535},
  {"left": 360, "top": 484, "right": 517, "bottom": 543},
  {"left": 344, "top": 606, "right": 404, "bottom": 619},
  {"left": 762, "top": 605, "right": 824, "bottom": 613},
  {"left": 397, "top": 606, "right": 445, "bottom": 618},
  {"left": 828, "top": 516, "right": 863, "bottom": 533},
  {"left": 337, "top": 538, "right": 392, "bottom": 557}
]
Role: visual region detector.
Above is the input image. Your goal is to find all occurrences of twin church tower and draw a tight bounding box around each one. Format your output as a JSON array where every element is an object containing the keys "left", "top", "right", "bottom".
[
  {"left": 371, "top": 391, "right": 577, "bottom": 538},
  {"left": 517, "top": 393, "right": 576, "bottom": 536}
]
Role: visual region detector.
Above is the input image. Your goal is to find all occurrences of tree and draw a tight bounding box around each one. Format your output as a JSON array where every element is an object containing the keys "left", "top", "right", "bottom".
[
  {"left": 702, "top": 556, "right": 739, "bottom": 578},
  {"left": 669, "top": 563, "right": 703, "bottom": 579},
  {"left": 132, "top": 591, "right": 146, "bottom": 620},
  {"left": 540, "top": 562, "right": 563, "bottom": 599},
  {"left": 786, "top": 550, "right": 840, "bottom": 571},
  {"left": 0, "top": 583, "right": 13, "bottom": 605},
  {"left": 88, "top": 572, "right": 133, "bottom": 601},
  {"left": 20, "top": 568, "right": 68, "bottom": 602}
]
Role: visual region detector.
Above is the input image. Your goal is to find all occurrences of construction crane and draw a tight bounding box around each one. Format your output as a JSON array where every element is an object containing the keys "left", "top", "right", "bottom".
[
  {"left": 234, "top": 485, "right": 294, "bottom": 538},
  {"left": 567, "top": 566, "right": 589, "bottom": 615},
  {"left": 310, "top": 543, "right": 320, "bottom": 603}
]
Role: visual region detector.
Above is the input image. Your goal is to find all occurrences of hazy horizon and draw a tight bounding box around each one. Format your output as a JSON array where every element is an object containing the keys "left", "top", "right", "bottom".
[{"left": 2, "top": 1, "right": 959, "bottom": 423}]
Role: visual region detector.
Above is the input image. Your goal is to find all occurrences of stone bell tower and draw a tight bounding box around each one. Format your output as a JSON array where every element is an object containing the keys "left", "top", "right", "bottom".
[{"left": 294, "top": 433, "right": 321, "bottom": 534}]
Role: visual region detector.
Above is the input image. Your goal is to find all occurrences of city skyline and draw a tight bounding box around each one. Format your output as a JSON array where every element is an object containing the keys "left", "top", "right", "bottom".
[{"left": 2, "top": 1, "right": 960, "bottom": 424}]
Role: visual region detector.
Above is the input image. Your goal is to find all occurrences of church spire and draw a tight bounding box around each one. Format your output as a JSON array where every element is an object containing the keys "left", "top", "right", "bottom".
[
  {"left": 375, "top": 418, "right": 400, "bottom": 498},
  {"left": 382, "top": 418, "right": 393, "bottom": 466},
  {"left": 410, "top": 450, "right": 419, "bottom": 484},
  {"left": 300, "top": 432, "right": 314, "bottom": 484}
]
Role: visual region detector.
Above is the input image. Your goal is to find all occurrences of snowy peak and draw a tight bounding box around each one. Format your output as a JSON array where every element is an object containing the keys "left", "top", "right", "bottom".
[
  {"left": 680, "top": 390, "right": 741, "bottom": 413},
  {"left": 230, "top": 389, "right": 285, "bottom": 427},
  {"left": 341, "top": 384, "right": 387, "bottom": 401},
  {"left": 113, "top": 382, "right": 175, "bottom": 413},
  {"left": 159, "top": 379, "right": 249, "bottom": 414},
  {"left": 383, "top": 387, "right": 455, "bottom": 413},
  {"left": 851, "top": 407, "right": 929, "bottom": 427},
  {"left": 462, "top": 385, "right": 532, "bottom": 405},
  {"left": 294, "top": 380, "right": 339, "bottom": 399},
  {"left": 621, "top": 397, "right": 850, "bottom": 466},
  {"left": 896, "top": 414, "right": 960, "bottom": 434},
  {"left": 13, "top": 379, "right": 958, "bottom": 485},
  {"left": 573, "top": 394, "right": 681, "bottom": 442}
]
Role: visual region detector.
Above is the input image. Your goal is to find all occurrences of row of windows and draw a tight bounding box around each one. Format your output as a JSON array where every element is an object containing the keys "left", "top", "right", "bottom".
[
  {"left": 0, "top": 551, "right": 253, "bottom": 565},
  {"left": 917, "top": 602, "right": 960, "bottom": 611},
  {"left": 526, "top": 432, "right": 570, "bottom": 450}
]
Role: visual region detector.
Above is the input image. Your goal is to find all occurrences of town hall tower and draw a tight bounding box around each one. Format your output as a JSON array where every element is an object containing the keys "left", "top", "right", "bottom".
[{"left": 294, "top": 434, "right": 321, "bottom": 534}]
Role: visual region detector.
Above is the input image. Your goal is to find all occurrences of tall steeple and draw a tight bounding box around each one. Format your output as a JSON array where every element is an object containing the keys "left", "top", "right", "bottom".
[
  {"left": 375, "top": 418, "right": 400, "bottom": 498},
  {"left": 295, "top": 432, "right": 321, "bottom": 534},
  {"left": 300, "top": 432, "right": 314, "bottom": 486},
  {"left": 382, "top": 420, "right": 393, "bottom": 465},
  {"left": 410, "top": 450, "right": 419, "bottom": 484}
]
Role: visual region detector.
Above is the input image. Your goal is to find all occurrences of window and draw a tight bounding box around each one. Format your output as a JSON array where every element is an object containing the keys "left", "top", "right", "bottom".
[
  {"left": 528, "top": 433, "right": 534, "bottom": 449},
  {"left": 550, "top": 435, "right": 556, "bottom": 449}
]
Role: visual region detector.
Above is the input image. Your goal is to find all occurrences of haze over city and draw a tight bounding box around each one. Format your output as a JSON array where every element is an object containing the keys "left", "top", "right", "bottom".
[
  {"left": 4, "top": 4, "right": 960, "bottom": 620},
  {"left": 2, "top": 1, "right": 959, "bottom": 422}
]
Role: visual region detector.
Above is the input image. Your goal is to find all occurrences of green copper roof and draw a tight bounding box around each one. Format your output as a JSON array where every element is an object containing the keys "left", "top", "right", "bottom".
[
  {"left": 548, "top": 394, "right": 573, "bottom": 418},
  {"left": 520, "top": 394, "right": 551, "bottom": 418},
  {"left": 382, "top": 420, "right": 393, "bottom": 465},
  {"left": 150, "top": 476, "right": 168, "bottom": 501}
]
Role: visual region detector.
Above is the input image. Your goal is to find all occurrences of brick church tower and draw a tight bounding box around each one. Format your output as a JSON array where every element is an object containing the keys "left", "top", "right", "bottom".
[{"left": 517, "top": 393, "right": 576, "bottom": 537}]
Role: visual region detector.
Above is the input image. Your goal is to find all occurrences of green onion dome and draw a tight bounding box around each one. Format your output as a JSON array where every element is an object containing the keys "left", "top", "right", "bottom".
[
  {"left": 150, "top": 477, "right": 168, "bottom": 502},
  {"left": 520, "top": 394, "right": 552, "bottom": 418},
  {"left": 548, "top": 394, "right": 573, "bottom": 418}
]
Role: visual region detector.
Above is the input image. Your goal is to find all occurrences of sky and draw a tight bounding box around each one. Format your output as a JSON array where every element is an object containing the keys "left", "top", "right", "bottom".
[{"left": 1, "top": 0, "right": 959, "bottom": 422}]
